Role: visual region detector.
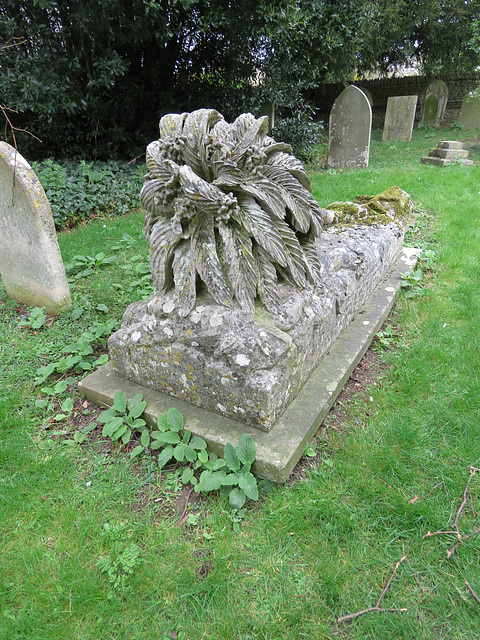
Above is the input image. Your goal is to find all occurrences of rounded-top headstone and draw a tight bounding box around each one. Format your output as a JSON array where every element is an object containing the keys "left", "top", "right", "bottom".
[
  {"left": 0, "top": 142, "right": 71, "bottom": 312},
  {"left": 327, "top": 85, "right": 372, "bottom": 169}
]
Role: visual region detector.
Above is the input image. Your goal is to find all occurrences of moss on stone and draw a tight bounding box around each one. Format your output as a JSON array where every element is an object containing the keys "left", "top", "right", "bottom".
[{"left": 328, "top": 186, "right": 413, "bottom": 227}]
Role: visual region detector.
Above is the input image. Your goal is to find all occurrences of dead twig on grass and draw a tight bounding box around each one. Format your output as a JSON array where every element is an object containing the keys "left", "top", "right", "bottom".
[
  {"left": 409, "top": 481, "right": 448, "bottom": 505},
  {"left": 464, "top": 579, "right": 480, "bottom": 608},
  {"left": 422, "top": 467, "right": 480, "bottom": 557},
  {"left": 338, "top": 554, "right": 408, "bottom": 624},
  {"left": 180, "top": 487, "right": 195, "bottom": 522}
]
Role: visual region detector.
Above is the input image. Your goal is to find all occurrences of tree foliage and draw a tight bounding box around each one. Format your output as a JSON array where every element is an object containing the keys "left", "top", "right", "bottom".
[{"left": 1, "top": 0, "right": 479, "bottom": 159}]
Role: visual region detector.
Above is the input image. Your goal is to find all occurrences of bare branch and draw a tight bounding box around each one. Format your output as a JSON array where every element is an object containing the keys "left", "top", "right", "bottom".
[
  {"left": 338, "top": 554, "right": 408, "bottom": 624},
  {"left": 376, "top": 554, "right": 408, "bottom": 607},
  {"left": 338, "top": 607, "right": 407, "bottom": 624},
  {"left": 464, "top": 579, "right": 480, "bottom": 607}
]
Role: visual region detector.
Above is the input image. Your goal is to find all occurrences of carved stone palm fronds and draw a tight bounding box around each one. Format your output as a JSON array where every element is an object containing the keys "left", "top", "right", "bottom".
[{"left": 140, "top": 108, "right": 328, "bottom": 317}]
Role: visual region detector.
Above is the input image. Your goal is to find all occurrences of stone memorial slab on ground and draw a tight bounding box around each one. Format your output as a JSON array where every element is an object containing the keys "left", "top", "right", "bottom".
[
  {"left": 0, "top": 142, "right": 71, "bottom": 312},
  {"left": 382, "top": 95, "right": 418, "bottom": 142},
  {"left": 421, "top": 80, "right": 448, "bottom": 127},
  {"left": 420, "top": 140, "right": 473, "bottom": 166},
  {"left": 458, "top": 93, "right": 480, "bottom": 130},
  {"left": 80, "top": 110, "right": 419, "bottom": 482},
  {"left": 327, "top": 85, "right": 372, "bottom": 169}
]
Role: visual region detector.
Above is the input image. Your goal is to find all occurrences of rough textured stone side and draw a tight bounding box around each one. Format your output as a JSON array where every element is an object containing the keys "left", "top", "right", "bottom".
[
  {"left": 108, "top": 222, "right": 404, "bottom": 431},
  {"left": 0, "top": 142, "right": 71, "bottom": 312}
]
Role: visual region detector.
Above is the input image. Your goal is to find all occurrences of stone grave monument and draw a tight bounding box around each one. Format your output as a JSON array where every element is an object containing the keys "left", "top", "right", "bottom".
[
  {"left": 0, "top": 142, "right": 71, "bottom": 312},
  {"left": 420, "top": 140, "right": 473, "bottom": 166},
  {"left": 421, "top": 80, "right": 448, "bottom": 128},
  {"left": 80, "top": 109, "right": 419, "bottom": 481},
  {"left": 458, "top": 93, "right": 480, "bottom": 130},
  {"left": 327, "top": 85, "right": 372, "bottom": 169},
  {"left": 383, "top": 95, "right": 418, "bottom": 142},
  {"left": 258, "top": 101, "right": 275, "bottom": 131}
]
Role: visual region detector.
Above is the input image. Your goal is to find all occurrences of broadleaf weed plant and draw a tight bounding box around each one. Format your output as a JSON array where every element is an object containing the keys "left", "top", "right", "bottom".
[{"left": 94, "top": 390, "right": 271, "bottom": 516}]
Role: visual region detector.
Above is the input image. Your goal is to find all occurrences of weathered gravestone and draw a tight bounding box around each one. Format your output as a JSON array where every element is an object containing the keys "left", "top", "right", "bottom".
[
  {"left": 458, "top": 93, "right": 480, "bottom": 130},
  {"left": 327, "top": 85, "right": 372, "bottom": 169},
  {"left": 80, "top": 109, "right": 418, "bottom": 481},
  {"left": 0, "top": 142, "right": 71, "bottom": 312},
  {"left": 258, "top": 101, "right": 275, "bottom": 131},
  {"left": 421, "top": 80, "right": 448, "bottom": 128},
  {"left": 383, "top": 95, "right": 418, "bottom": 142}
]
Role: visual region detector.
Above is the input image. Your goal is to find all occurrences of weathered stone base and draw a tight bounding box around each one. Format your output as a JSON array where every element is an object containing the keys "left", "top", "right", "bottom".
[
  {"left": 421, "top": 140, "right": 474, "bottom": 166},
  {"left": 79, "top": 247, "right": 420, "bottom": 482},
  {"left": 107, "top": 223, "right": 404, "bottom": 431}
]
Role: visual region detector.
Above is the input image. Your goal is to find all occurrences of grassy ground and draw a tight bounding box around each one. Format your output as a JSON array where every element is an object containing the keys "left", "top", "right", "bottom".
[{"left": 1, "top": 126, "right": 480, "bottom": 639}]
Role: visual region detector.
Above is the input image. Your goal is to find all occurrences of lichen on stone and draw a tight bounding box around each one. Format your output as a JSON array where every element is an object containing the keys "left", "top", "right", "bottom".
[
  {"left": 140, "top": 109, "right": 332, "bottom": 317},
  {"left": 328, "top": 186, "right": 413, "bottom": 227}
]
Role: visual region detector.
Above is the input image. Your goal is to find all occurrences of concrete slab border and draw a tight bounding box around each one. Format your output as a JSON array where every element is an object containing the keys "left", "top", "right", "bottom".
[{"left": 79, "top": 247, "right": 420, "bottom": 483}]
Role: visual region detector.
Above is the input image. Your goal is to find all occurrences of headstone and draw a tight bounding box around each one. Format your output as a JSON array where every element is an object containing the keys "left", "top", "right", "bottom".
[
  {"left": 421, "top": 80, "right": 448, "bottom": 127},
  {"left": 420, "top": 140, "right": 473, "bottom": 166},
  {"left": 0, "top": 142, "right": 71, "bottom": 312},
  {"left": 327, "top": 85, "right": 372, "bottom": 169},
  {"left": 258, "top": 101, "right": 275, "bottom": 131},
  {"left": 458, "top": 93, "right": 480, "bottom": 130},
  {"left": 382, "top": 95, "right": 418, "bottom": 142}
]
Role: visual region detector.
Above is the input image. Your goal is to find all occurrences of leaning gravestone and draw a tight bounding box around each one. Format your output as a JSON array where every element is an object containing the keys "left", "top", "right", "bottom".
[
  {"left": 458, "top": 93, "right": 480, "bottom": 130},
  {"left": 327, "top": 85, "right": 372, "bottom": 169},
  {"left": 80, "top": 109, "right": 419, "bottom": 482},
  {"left": 383, "top": 95, "right": 418, "bottom": 142},
  {"left": 421, "top": 80, "right": 448, "bottom": 128},
  {"left": 0, "top": 142, "right": 71, "bottom": 312}
]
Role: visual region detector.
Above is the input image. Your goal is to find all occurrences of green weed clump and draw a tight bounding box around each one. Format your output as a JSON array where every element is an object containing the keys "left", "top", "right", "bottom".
[{"left": 32, "top": 159, "right": 145, "bottom": 227}]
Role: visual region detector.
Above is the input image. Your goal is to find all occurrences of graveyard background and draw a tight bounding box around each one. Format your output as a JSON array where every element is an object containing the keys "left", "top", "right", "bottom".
[{"left": 1, "top": 121, "right": 480, "bottom": 638}]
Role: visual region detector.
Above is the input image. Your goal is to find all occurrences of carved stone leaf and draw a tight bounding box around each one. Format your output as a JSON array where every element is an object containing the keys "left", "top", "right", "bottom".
[
  {"left": 264, "top": 138, "right": 293, "bottom": 154},
  {"left": 212, "top": 161, "right": 244, "bottom": 188},
  {"left": 191, "top": 211, "right": 232, "bottom": 307},
  {"left": 229, "top": 114, "right": 269, "bottom": 164},
  {"left": 159, "top": 113, "right": 188, "bottom": 140},
  {"left": 179, "top": 165, "right": 224, "bottom": 215},
  {"left": 234, "top": 195, "right": 287, "bottom": 267},
  {"left": 254, "top": 245, "right": 281, "bottom": 312},
  {"left": 299, "top": 236, "right": 322, "bottom": 286},
  {"left": 270, "top": 216, "right": 307, "bottom": 288},
  {"left": 172, "top": 241, "right": 197, "bottom": 317},
  {"left": 148, "top": 217, "right": 180, "bottom": 292},
  {"left": 240, "top": 177, "right": 286, "bottom": 220},
  {"left": 259, "top": 166, "right": 312, "bottom": 233},
  {"left": 264, "top": 150, "right": 311, "bottom": 190},
  {"left": 218, "top": 222, "right": 257, "bottom": 313},
  {"left": 182, "top": 109, "right": 222, "bottom": 180}
]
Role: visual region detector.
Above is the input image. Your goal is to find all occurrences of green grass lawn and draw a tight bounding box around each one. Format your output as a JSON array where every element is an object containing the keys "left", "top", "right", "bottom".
[{"left": 1, "top": 126, "right": 480, "bottom": 639}]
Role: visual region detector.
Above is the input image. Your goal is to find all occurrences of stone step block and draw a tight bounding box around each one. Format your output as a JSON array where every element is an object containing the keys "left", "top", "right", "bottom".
[
  {"left": 438, "top": 140, "right": 464, "bottom": 150},
  {"left": 420, "top": 156, "right": 473, "bottom": 166},
  {"left": 428, "top": 148, "right": 469, "bottom": 159}
]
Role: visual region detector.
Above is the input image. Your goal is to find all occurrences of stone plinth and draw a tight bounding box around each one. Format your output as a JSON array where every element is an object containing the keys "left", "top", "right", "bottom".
[
  {"left": 108, "top": 222, "right": 404, "bottom": 432},
  {"left": 80, "top": 245, "right": 420, "bottom": 482},
  {"left": 0, "top": 142, "right": 71, "bottom": 312},
  {"left": 421, "top": 140, "right": 473, "bottom": 166}
]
